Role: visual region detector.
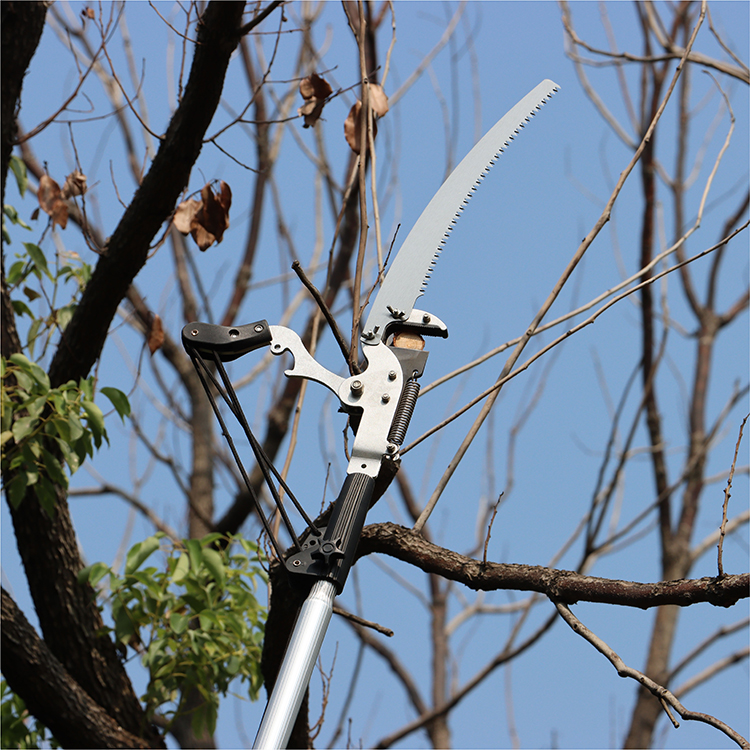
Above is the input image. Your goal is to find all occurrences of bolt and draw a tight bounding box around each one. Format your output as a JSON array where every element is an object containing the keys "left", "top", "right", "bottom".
[
  {"left": 191, "top": 329, "right": 199, "bottom": 336},
  {"left": 386, "top": 443, "right": 398, "bottom": 454},
  {"left": 381, "top": 393, "right": 391, "bottom": 403},
  {"left": 350, "top": 379, "right": 364, "bottom": 397},
  {"left": 292, "top": 559, "right": 302, "bottom": 567},
  {"left": 388, "top": 370, "right": 398, "bottom": 381},
  {"left": 254, "top": 324, "right": 265, "bottom": 333},
  {"left": 422, "top": 313, "right": 432, "bottom": 324}
]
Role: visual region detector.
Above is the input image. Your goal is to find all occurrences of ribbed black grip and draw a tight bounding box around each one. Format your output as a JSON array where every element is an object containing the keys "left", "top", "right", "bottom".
[{"left": 285, "top": 472, "right": 375, "bottom": 593}]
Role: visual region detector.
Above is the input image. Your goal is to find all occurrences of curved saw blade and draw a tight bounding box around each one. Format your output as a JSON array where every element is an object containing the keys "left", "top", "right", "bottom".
[{"left": 362, "top": 79, "right": 559, "bottom": 343}]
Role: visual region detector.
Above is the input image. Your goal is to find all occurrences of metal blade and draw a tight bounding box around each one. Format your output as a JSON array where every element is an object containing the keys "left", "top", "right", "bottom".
[{"left": 362, "top": 79, "right": 559, "bottom": 343}]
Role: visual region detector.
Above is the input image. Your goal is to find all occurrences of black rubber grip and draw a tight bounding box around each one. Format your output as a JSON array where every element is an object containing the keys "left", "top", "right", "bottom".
[
  {"left": 182, "top": 320, "right": 272, "bottom": 361},
  {"left": 285, "top": 472, "right": 375, "bottom": 593}
]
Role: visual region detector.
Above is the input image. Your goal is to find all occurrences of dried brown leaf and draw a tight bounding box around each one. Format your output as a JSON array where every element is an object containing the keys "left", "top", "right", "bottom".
[
  {"left": 147, "top": 314, "right": 164, "bottom": 355},
  {"left": 173, "top": 198, "right": 201, "bottom": 234},
  {"left": 344, "top": 101, "right": 362, "bottom": 154},
  {"left": 344, "top": 100, "right": 378, "bottom": 154},
  {"left": 61, "top": 170, "right": 87, "bottom": 199},
  {"left": 300, "top": 73, "right": 332, "bottom": 101},
  {"left": 369, "top": 84, "right": 389, "bottom": 117},
  {"left": 190, "top": 181, "right": 232, "bottom": 251},
  {"left": 37, "top": 175, "right": 68, "bottom": 229},
  {"left": 83, "top": 7, "right": 95, "bottom": 19},
  {"left": 298, "top": 73, "right": 333, "bottom": 128}
]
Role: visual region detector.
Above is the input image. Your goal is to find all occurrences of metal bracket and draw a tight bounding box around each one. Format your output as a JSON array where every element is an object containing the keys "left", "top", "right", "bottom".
[{"left": 269, "top": 326, "right": 404, "bottom": 478}]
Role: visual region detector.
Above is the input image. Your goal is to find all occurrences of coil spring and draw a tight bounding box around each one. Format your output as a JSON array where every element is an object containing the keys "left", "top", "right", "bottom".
[{"left": 388, "top": 378, "right": 421, "bottom": 446}]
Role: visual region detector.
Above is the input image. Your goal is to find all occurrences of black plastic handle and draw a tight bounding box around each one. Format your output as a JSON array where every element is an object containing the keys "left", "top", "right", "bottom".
[
  {"left": 286, "top": 472, "right": 375, "bottom": 593},
  {"left": 182, "top": 320, "right": 272, "bottom": 361}
]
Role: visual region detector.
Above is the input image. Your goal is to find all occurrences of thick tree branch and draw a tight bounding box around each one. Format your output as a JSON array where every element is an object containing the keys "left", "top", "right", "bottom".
[
  {"left": 358, "top": 522, "right": 748, "bottom": 609},
  {"left": 48, "top": 1, "right": 255, "bottom": 387},
  {"left": 1, "top": 588, "right": 164, "bottom": 749}
]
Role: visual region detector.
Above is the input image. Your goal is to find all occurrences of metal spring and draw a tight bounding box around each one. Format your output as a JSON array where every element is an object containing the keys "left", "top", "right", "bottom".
[{"left": 388, "top": 378, "right": 421, "bottom": 446}]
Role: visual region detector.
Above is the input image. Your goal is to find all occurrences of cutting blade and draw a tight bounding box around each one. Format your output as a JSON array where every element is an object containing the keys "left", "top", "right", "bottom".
[{"left": 362, "top": 79, "right": 559, "bottom": 343}]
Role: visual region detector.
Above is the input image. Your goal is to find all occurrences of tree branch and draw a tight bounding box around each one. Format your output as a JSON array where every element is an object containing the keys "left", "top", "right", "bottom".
[
  {"left": 555, "top": 600, "right": 749, "bottom": 748},
  {"left": 1, "top": 588, "right": 164, "bottom": 749},
  {"left": 358, "top": 522, "right": 749, "bottom": 608}
]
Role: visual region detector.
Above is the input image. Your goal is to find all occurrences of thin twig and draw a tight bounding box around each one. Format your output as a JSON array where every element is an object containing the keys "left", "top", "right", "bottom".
[
  {"left": 718, "top": 415, "right": 748, "bottom": 576},
  {"left": 482, "top": 494, "right": 501, "bottom": 565},
  {"left": 332, "top": 605, "right": 394, "bottom": 637},
  {"left": 406, "top": 222, "right": 748, "bottom": 455},
  {"left": 291, "top": 260, "right": 351, "bottom": 363}
]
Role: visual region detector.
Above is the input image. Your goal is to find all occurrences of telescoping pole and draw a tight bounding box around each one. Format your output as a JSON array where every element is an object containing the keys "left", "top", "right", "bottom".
[
  {"left": 253, "top": 580, "right": 336, "bottom": 749},
  {"left": 253, "top": 473, "right": 375, "bottom": 748}
]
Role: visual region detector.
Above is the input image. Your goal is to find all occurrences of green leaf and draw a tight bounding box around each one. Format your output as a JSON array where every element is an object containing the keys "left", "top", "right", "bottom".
[
  {"left": 64, "top": 411, "right": 85, "bottom": 442},
  {"left": 6, "top": 473, "right": 28, "bottom": 509},
  {"left": 81, "top": 399, "right": 106, "bottom": 447},
  {"left": 78, "top": 561, "right": 110, "bottom": 588},
  {"left": 125, "top": 535, "right": 161, "bottom": 575},
  {"left": 100, "top": 387, "right": 131, "bottom": 422},
  {"left": 9, "top": 156, "right": 28, "bottom": 197},
  {"left": 171, "top": 552, "right": 189, "bottom": 584},
  {"left": 34, "top": 475, "right": 57, "bottom": 518},
  {"left": 201, "top": 547, "right": 226, "bottom": 588},
  {"left": 226, "top": 655, "right": 241, "bottom": 676},
  {"left": 113, "top": 601, "right": 136, "bottom": 644},
  {"left": 55, "top": 303, "right": 76, "bottom": 332},
  {"left": 10, "top": 299, "right": 32, "bottom": 318},
  {"left": 6, "top": 259, "right": 27, "bottom": 286},
  {"left": 198, "top": 610, "right": 221, "bottom": 631},
  {"left": 186, "top": 539, "right": 203, "bottom": 575},
  {"left": 41, "top": 448, "right": 67, "bottom": 487},
  {"left": 9, "top": 353, "right": 49, "bottom": 392},
  {"left": 23, "top": 243, "right": 53, "bottom": 282},
  {"left": 169, "top": 612, "right": 189, "bottom": 635},
  {"left": 12, "top": 415, "right": 39, "bottom": 443}
]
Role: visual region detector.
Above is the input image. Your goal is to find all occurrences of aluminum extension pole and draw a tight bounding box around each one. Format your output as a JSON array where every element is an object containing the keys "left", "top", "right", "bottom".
[{"left": 253, "top": 579, "right": 336, "bottom": 749}]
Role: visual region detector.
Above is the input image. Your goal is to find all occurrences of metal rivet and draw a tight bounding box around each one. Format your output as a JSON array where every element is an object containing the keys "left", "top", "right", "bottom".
[
  {"left": 422, "top": 313, "right": 431, "bottom": 324},
  {"left": 254, "top": 324, "right": 264, "bottom": 333},
  {"left": 292, "top": 559, "right": 302, "bottom": 567},
  {"left": 191, "top": 329, "right": 199, "bottom": 336},
  {"left": 388, "top": 370, "right": 397, "bottom": 381},
  {"left": 350, "top": 380, "right": 364, "bottom": 397},
  {"left": 381, "top": 393, "right": 391, "bottom": 403}
]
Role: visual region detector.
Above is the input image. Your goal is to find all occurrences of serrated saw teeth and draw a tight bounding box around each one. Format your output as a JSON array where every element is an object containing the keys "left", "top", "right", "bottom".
[{"left": 361, "top": 79, "right": 558, "bottom": 344}]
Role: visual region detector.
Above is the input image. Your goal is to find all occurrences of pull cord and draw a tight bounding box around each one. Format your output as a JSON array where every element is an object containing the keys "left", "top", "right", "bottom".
[{"left": 186, "top": 344, "right": 322, "bottom": 560}]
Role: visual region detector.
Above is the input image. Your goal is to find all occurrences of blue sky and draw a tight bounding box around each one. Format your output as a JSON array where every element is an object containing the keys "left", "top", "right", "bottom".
[{"left": 2, "top": 2, "right": 749, "bottom": 748}]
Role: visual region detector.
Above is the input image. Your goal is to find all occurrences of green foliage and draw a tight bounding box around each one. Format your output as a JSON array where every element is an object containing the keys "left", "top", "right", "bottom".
[
  {"left": 79, "top": 533, "right": 268, "bottom": 737},
  {"left": 5, "top": 240, "right": 92, "bottom": 359},
  {"left": 3, "top": 156, "right": 31, "bottom": 245},
  {"left": 1, "top": 353, "right": 130, "bottom": 517},
  {"left": 1, "top": 679, "right": 59, "bottom": 749}
]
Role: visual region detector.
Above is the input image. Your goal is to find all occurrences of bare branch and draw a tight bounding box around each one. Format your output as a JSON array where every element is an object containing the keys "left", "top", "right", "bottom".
[
  {"left": 358, "top": 522, "right": 748, "bottom": 609},
  {"left": 718, "top": 415, "right": 748, "bottom": 576},
  {"left": 554, "top": 601, "right": 749, "bottom": 748}
]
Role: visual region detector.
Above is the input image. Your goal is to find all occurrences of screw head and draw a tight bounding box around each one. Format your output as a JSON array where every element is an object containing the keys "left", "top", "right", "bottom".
[
  {"left": 381, "top": 393, "right": 391, "bottom": 403},
  {"left": 350, "top": 379, "right": 364, "bottom": 397},
  {"left": 388, "top": 370, "right": 398, "bottom": 381}
]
